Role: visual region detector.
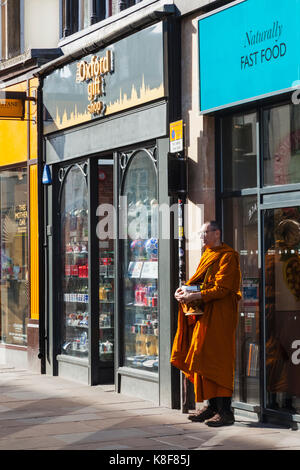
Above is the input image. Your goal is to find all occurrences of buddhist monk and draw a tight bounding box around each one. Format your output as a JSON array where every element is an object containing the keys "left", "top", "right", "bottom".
[{"left": 170, "top": 220, "right": 241, "bottom": 426}]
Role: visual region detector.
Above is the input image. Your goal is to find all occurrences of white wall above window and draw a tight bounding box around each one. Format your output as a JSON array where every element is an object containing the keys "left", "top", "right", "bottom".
[{"left": 24, "top": 0, "right": 60, "bottom": 51}]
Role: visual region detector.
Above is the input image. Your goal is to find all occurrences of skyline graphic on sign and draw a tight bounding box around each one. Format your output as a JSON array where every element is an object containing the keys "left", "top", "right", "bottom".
[{"left": 43, "top": 23, "right": 165, "bottom": 134}]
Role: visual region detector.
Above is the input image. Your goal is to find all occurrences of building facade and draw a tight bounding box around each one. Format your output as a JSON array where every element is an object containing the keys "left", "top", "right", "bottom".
[
  {"left": 1, "top": 0, "right": 300, "bottom": 429},
  {"left": 181, "top": 0, "right": 300, "bottom": 427},
  {"left": 38, "top": 0, "right": 181, "bottom": 409},
  {"left": 0, "top": 0, "right": 62, "bottom": 371}
]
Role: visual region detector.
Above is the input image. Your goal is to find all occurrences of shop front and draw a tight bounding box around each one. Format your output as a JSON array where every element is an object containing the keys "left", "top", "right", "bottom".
[
  {"left": 40, "top": 18, "right": 181, "bottom": 407},
  {"left": 0, "top": 80, "right": 40, "bottom": 371},
  {"left": 198, "top": 0, "right": 300, "bottom": 425}
]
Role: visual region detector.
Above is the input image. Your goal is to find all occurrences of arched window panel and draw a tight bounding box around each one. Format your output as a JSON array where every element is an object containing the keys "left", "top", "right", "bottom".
[
  {"left": 59, "top": 163, "right": 89, "bottom": 358},
  {"left": 120, "top": 149, "right": 159, "bottom": 374}
]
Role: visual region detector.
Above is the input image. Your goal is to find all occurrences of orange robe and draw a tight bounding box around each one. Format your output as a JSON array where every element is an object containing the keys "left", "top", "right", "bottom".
[{"left": 170, "top": 243, "right": 242, "bottom": 402}]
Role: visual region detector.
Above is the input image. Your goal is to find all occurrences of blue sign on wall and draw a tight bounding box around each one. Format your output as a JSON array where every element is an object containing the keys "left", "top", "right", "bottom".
[{"left": 199, "top": 0, "right": 300, "bottom": 113}]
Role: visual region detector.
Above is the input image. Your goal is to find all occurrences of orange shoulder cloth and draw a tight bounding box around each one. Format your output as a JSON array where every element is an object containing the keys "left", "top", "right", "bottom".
[{"left": 186, "top": 243, "right": 238, "bottom": 286}]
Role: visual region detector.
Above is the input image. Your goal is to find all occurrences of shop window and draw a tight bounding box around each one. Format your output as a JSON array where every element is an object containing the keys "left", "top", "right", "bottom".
[
  {"left": 222, "top": 112, "right": 257, "bottom": 191},
  {"left": 0, "top": 167, "right": 28, "bottom": 346},
  {"left": 264, "top": 207, "right": 300, "bottom": 415},
  {"left": 263, "top": 103, "right": 300, "bottom": 186},
  {"left": 0, "top": 0, "right": 22, "bottom": 60},
  {"left": 223, "top": 196, "right": 259, "bottom": 405},
  {"left": 59, "top": 163, "right": 89, "bottom": 358},
  {"left": 120, "top": 149, "right": 159, "bottom": 373},
  {"left": 61, "top": 0, "right": 112, "bottom": 37}
]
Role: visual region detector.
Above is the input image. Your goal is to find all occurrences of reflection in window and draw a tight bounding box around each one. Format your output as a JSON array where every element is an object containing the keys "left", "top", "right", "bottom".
[
  {"left": 0, "top": 168, "right": 28, "bottom": 346},
  {"left": 265, "top": 207, "right": 300, "bottom": 415},
  {"left": 223, "top": 196, "right": 259, "bottom": 404},
  {"left": 222, "top": 112, "right": 257, "bottom": 191},
  {"left": 263, "top": 104, "right": 300, "bottom": 186}
]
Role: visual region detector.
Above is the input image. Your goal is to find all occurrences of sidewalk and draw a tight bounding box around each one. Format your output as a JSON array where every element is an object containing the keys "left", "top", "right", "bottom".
[{"left": 0, "top": 365, "right": 299, "bottom": 451}]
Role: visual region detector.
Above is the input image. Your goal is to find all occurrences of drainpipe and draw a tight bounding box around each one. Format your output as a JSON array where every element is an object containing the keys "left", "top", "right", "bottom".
[{"left": 36, "top": 78, "right": 46, "bottom": 374}]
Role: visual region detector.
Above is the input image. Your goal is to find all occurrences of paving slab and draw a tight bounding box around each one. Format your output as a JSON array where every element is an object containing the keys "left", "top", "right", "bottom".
[{"left": 0, "top": 366, "right": 299, "bottom": 452}]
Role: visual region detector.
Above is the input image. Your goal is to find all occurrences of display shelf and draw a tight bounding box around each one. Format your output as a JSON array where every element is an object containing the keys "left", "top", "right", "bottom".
[
  {"left": 64, "top": 294, "right": 89, "bottom": 303},
  {"left": 126, "top": 304, "right": 157, "bottom": 309},
  {"left": 66, "top": 324, "right": 88, "bottom": 329}
]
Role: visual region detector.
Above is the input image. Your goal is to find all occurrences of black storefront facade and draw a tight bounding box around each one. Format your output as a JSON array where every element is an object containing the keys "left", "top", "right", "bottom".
[
  {"left": 38, "top": 17, "right": 181, "bottom": 408},
  {"left": 197, "top": 0, "right": 300, "bottom": 427}
]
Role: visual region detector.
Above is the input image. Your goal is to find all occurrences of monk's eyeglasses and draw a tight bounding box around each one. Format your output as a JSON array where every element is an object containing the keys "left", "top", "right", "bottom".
[{"left": 199, "top": 229, "right": 216, "bottom": 237}]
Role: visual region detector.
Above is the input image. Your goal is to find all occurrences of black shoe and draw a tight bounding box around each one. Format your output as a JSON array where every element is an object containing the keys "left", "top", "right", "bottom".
[
  {"left": 188, "top": 405, "right": 217, "bottom": 422},
  {"left": 205, "top": 410, "right": 235, "bottom": 427}
]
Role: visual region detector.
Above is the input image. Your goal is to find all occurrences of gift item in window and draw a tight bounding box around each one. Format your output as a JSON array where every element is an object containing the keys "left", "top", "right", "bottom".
[
  {"left": 145, "top": 335, "right": 158, "bottom": 355},
  {"left": 136, "top": 336, "right": 145, "bottom": 355}
]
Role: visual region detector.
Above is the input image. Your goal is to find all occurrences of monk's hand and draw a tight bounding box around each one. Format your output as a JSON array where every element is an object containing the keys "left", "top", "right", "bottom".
[
  {"left": 174, "top": 287, "right": 185, "bottom": 302},
  {"left": 175, "top": 290, "right": 201, "bottom": 304}
]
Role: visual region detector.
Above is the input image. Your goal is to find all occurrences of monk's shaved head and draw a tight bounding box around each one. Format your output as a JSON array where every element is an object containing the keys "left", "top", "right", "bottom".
[
  {"left": 201, "top": 221, "right": 222, "bottom": 248},
  {"left": 206, "top": 221, "right": 221, "bottom": 233}
]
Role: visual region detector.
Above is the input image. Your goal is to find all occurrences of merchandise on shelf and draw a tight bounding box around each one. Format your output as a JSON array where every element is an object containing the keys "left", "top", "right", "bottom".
[
  {"left": 144, "top": 237, "right": 158, "bottom": 259},
  {"left": 134, "top": 282, "right": 158, "bottom": 307},
  {"left": 99, "top": 340, "right": 113, "bottom": 354}
]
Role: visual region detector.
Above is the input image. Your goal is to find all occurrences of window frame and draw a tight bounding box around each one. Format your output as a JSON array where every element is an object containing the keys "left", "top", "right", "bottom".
[
  {"left": 60, "top": 0, "right": 113, "bottom": 39},
  {"left": 0, "top": 0, "right": 24, "bottom": 61}
]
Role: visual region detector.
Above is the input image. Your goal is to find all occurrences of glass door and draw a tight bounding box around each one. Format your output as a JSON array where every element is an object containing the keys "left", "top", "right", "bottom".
[
  {"left": 221, "top": 110, "right": 260, "bottom": 405},
  {"left": 223, "top": 196, "right": 260, "bottom": 405},
  {"left": 98, "top": 159, "right": 114, "bottom": 364},
  {"left": 264, "top": 205, "right": 300, "bottom": 415}
]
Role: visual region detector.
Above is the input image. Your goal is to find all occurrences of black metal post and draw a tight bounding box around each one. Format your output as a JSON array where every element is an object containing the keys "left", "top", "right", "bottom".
[
  {"left": 63, "top": 0, "right": 71, "bottom": 37},
  {"left": 37, "top": 79, "right": 46, "bottom": 374}
]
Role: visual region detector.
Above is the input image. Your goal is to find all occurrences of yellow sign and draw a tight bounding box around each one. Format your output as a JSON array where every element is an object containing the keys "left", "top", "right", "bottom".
[
  {"left": 170, "top": 120, "right": 183, "bottom": 153},
  {"left": 0, "top": 98, "right": 24, "bottom": 119}
]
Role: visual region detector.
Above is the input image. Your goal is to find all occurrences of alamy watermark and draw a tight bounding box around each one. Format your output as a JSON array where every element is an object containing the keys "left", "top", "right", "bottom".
[{"left": 96, "top": 196, "right": 203, "bottom": 245}]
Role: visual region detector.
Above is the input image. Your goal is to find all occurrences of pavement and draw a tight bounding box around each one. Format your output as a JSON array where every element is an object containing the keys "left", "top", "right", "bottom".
[{"left": 0, "top": 365, "right": 299, "bottom": 454}]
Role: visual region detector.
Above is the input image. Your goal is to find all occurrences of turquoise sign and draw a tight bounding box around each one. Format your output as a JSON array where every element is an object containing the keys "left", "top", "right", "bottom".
[{"left": 199, "top": 0, "right": 300, "bottom": 112}]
